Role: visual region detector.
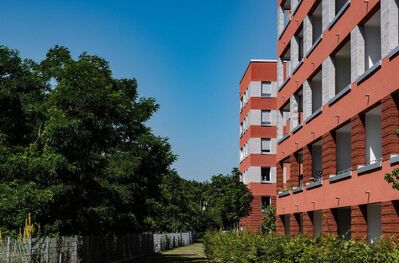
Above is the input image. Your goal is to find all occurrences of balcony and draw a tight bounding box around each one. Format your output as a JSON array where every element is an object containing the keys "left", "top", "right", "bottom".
[
  {"left": 391, "top": 154, "right": 399, "bottom": 166},
  {"left": 278, "top": 190, "right": 290, "bottom": 197},
  {"left": 328, "top": 0, "right": 351, "bottom": 30},
  {"left": 279, "top": 0, "right": 292, "bottom": 39},
  {"left": 278, "top": 102, "right": 291, "bottom": 143},
  {"left": 329, "top": 168, "right": 352, "bottom": 183},
  {"left": 357, "top": 106, "right": 382, "bottom": 175},
  {"left": 305, "top": 0, "right": 322, "bottom": 57},
  {"left": 358, "top": 158, "right": 382, "bottom": 175},
  {"left": 306, "top": 177, "right": 323, "bottom": 190},
  {"left": 292, "top": 89, "right": 304, "bottom": 133},
  {"left": 330, "top": 123, "right": 352, "bottom": 182},
  {"left": 304, "top": 69, "right": 322, "bottom": 123},
  {"left": 329, "top": 40, "right": 351, "bottom": 106}
]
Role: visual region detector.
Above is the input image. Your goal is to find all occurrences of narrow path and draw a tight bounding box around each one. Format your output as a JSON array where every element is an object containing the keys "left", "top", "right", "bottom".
[{"left": 134, "top": 243, "right": 208, "bottom": 263}]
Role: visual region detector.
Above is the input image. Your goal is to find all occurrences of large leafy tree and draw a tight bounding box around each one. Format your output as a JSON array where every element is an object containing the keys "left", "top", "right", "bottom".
[
  {"left": 0, "top": 46, "right": 176, "bottom": 235},
  {"left": 205, "top": 168, "right": 253, "bottom": 230},
  {"left": 0, "top": 45, "right": 252, "bottom": 236}
]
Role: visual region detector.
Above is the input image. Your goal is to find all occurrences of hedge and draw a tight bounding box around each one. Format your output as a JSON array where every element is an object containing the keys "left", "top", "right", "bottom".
[{"left": 203, "top": 231, "right": 399, "bottom": 262}]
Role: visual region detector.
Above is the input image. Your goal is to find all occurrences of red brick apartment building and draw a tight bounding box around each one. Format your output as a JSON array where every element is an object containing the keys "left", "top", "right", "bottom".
[
  {"left": 239, "top": 60, "right": 278, "bottom": 232},
  {"left": 240, "top": 0, "right": 399, "bottom": 242}
]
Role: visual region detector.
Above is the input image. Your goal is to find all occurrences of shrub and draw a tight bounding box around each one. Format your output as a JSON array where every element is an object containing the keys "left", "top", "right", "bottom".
[
  {"left": 261, "top": 206, "right": 276, "bottom": 234},
  {"left": 203, "top": 231, "right": 399, "bottom": 263}
]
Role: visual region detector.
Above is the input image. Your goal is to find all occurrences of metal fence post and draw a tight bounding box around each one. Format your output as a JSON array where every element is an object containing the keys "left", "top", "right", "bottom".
[
  {"left": 7, "top": 237, "right": 10, "bottom": 263},
  {"left": 46, "top": 237, "right": 50, "bottom": 263},
  {"left": 58, "top": 236, "right": 64, "bottom": 263},
  {"left": 29, "top": 237, "right": 32, "bottom": 260}
]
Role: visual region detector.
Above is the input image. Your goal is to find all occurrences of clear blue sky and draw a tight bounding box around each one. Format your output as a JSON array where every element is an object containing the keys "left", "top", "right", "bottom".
[{"left": 0, "top": 0, "right": 277, "bottom": 181}]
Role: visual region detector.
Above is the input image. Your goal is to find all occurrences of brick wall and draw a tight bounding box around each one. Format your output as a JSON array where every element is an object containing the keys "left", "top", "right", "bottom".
[
  {"left": 302, "top": 146, "right": 312, "bottom": 185},
  {"left": 351, "top": 114, "right": 366, "bottom": 170},
  {"left": 240, "top": 196, "right": 262, "bottom": 232},
  {"left": 322, "top": 132, "right": 336, "bottom": 179},
  {"left": 290, "top": 154, "right": 299, "bottom": 187},
  {"left": 290, "top": 213, "right": 300, "bottom": 237},
  {"left": 240, "top": 196, "right": 277, "bottom": 233},
  {"left": 382, "top": 200, "right": 399, "bottom": 237},
  {"left": 303, "top": 211, "right": 314, "bottom": 237},
  {"left": 276, "top": 215, "right": 285, "bottom": 234},
  {"left": 322, "top": 209, "right": 338, "bottom": 235},
  {"left": 277, "top": 162, "right": 284, "bottom": 190},
  {"left": 351, "top": 205, "right": 368, "bottom": 240},
  {"left": 381, "top": 93, "right": 399, "bottom": 161}
]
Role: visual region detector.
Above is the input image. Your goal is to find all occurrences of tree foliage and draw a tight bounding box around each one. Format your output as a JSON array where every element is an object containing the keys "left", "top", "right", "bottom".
[
  {"left": 261, "top": 206, "right": 276, "bottom": 234},
  {"left": 0, "top": 45, "right": 252, "bottom": 236},
  {"left": 150, "top": 169, "right": 253, "bottom": 233},
  {"left": 205, "top": 168, "right": 253, "bottom": 230},
  {"left": 0, "top": 45, "right": 176, "bottom": 235},
  {"left": 384, "top": 129, "right": 399, "bottom": 191},
  {"left": 204, "top": 231, "right": 399, "bottom": 263}
]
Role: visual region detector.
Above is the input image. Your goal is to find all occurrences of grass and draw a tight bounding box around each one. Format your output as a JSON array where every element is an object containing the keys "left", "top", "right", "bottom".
[{"left": 133, "top": 243, "right": 208, "bottom": 263}]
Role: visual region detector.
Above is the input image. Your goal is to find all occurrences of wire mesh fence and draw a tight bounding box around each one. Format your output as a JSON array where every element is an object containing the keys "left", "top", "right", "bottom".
[{"left": 0, "top": 231, "right": 194, "bottom": 263}]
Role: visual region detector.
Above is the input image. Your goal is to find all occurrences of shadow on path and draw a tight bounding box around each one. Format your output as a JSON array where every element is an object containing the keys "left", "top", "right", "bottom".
[
  {"left": 133, "top": 253, "right": 208, "bottom": 263},
  {"left": 133, "top": 243, "right": 209, "bottom": 263}
]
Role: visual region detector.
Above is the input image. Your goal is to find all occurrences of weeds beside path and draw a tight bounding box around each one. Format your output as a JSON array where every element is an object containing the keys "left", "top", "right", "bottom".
[{"left": 133, "top": 243, "right": 208, "bottom": 263}]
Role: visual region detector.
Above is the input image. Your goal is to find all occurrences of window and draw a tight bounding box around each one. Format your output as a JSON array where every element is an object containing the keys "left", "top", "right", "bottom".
[
  {"left": 363, "top": 9, "right": 381, "bottom": 70},
  {"left": 242, "top": 170, "right": 247, "bottom": 184},
  {"left": 261, "top": 196, "right": 271, "bottom": 211},
  {"left": 261, "top": 167, "right": 271, "bottom": 182},
  {"left": 261, "top": 138, "right": 271, "bottom": 154},
  {"left": 295, "top": 27, "right": 304, "bottom": 62},
  {"left": 309, "top": 69, "right": 322, "bottom": 113},
  {"left": 261, "top": 110, "right": 272, "bottom": 126},
  {"left": 281, "top": 45, "right": 291, "bottom": 80},
  {"left": 281, "top": 102, "right": 290, "bottom": 136},
  {"left": 335, "top": 123, "right": 351, "bottom": 173},
  {"left": 295, "top": 88, "right": 304, "bottom": 125},
  {"left": 333, "top": 40, "right": 351, "bottom": 95},
  {"left": 244, "top": 142, "right": 249, "bottom": 159},
  {"left": 261, "top": 82, "right": 272, "bottom": 97},
  {"left": 335, "top": 0, "right": 348, "bottom": 15},
  {"left": 311, "top": 140, "right": 323, "bottom": 180},
  {"left": 310, "top": 1, "right": 322, "bottom": 45},
  {"left": 281, "top": 0, "right": 291, "bottom": 28},
  {"left": 365, "top": 106, "right": 382, "bottom": 165}
]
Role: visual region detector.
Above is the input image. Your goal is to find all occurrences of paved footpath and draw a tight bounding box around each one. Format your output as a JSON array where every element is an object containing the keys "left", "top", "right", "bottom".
[{"left": 133, "top": 243, "right": 209, "bottom": 263}]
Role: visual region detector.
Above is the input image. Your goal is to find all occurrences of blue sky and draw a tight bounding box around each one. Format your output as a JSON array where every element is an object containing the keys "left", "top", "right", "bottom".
[{"left": 1, "top": 0, "right": 277, "bottom": 181}]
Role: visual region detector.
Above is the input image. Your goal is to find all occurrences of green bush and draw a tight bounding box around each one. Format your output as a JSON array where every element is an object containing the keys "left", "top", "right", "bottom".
[
  {"left": 261, "top": 206, "right": 276, "bottom": 234},
  {"left": 203, "top": 231, "right": 399, "bottom": 263}
]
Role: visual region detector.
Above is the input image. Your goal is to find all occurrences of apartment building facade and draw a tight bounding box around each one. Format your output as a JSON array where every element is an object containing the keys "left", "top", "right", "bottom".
[
  {"left": 239, "top": 60, "right": 278, "bottom": 232},
  {"left": 274, "top": 0, "right": 399, "bottom": 242}
]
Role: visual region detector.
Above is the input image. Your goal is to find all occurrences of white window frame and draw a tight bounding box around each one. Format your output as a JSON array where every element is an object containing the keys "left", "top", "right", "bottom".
[
  {"left": 261, "top": 167, "right": 271, "bottom": 183},
  {"left": 261, "top": 110, "right": 272, "bottom": 126},
  {"left": 261, "top": 138, "right": 271, "bottom": 154},
  {"left": 261, "top": 196, "right": 271, "bottom": 212},
  {"left": 261, "top": 82, "right": 272, "bottom": 97}
]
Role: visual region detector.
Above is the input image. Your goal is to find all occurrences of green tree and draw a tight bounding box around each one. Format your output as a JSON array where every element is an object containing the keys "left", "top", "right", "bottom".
[
  {"left": 0, "top": 45, "right": 176, "bottom": 235},
  {"left": 147, "top": 168, "right": 253, "bottom": 233},
  {"left": 261, "top": 205, "right": 276, "bottom": 234},
  {"left": 206, "top": 168, "right": 253, "bottom": 230}
]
